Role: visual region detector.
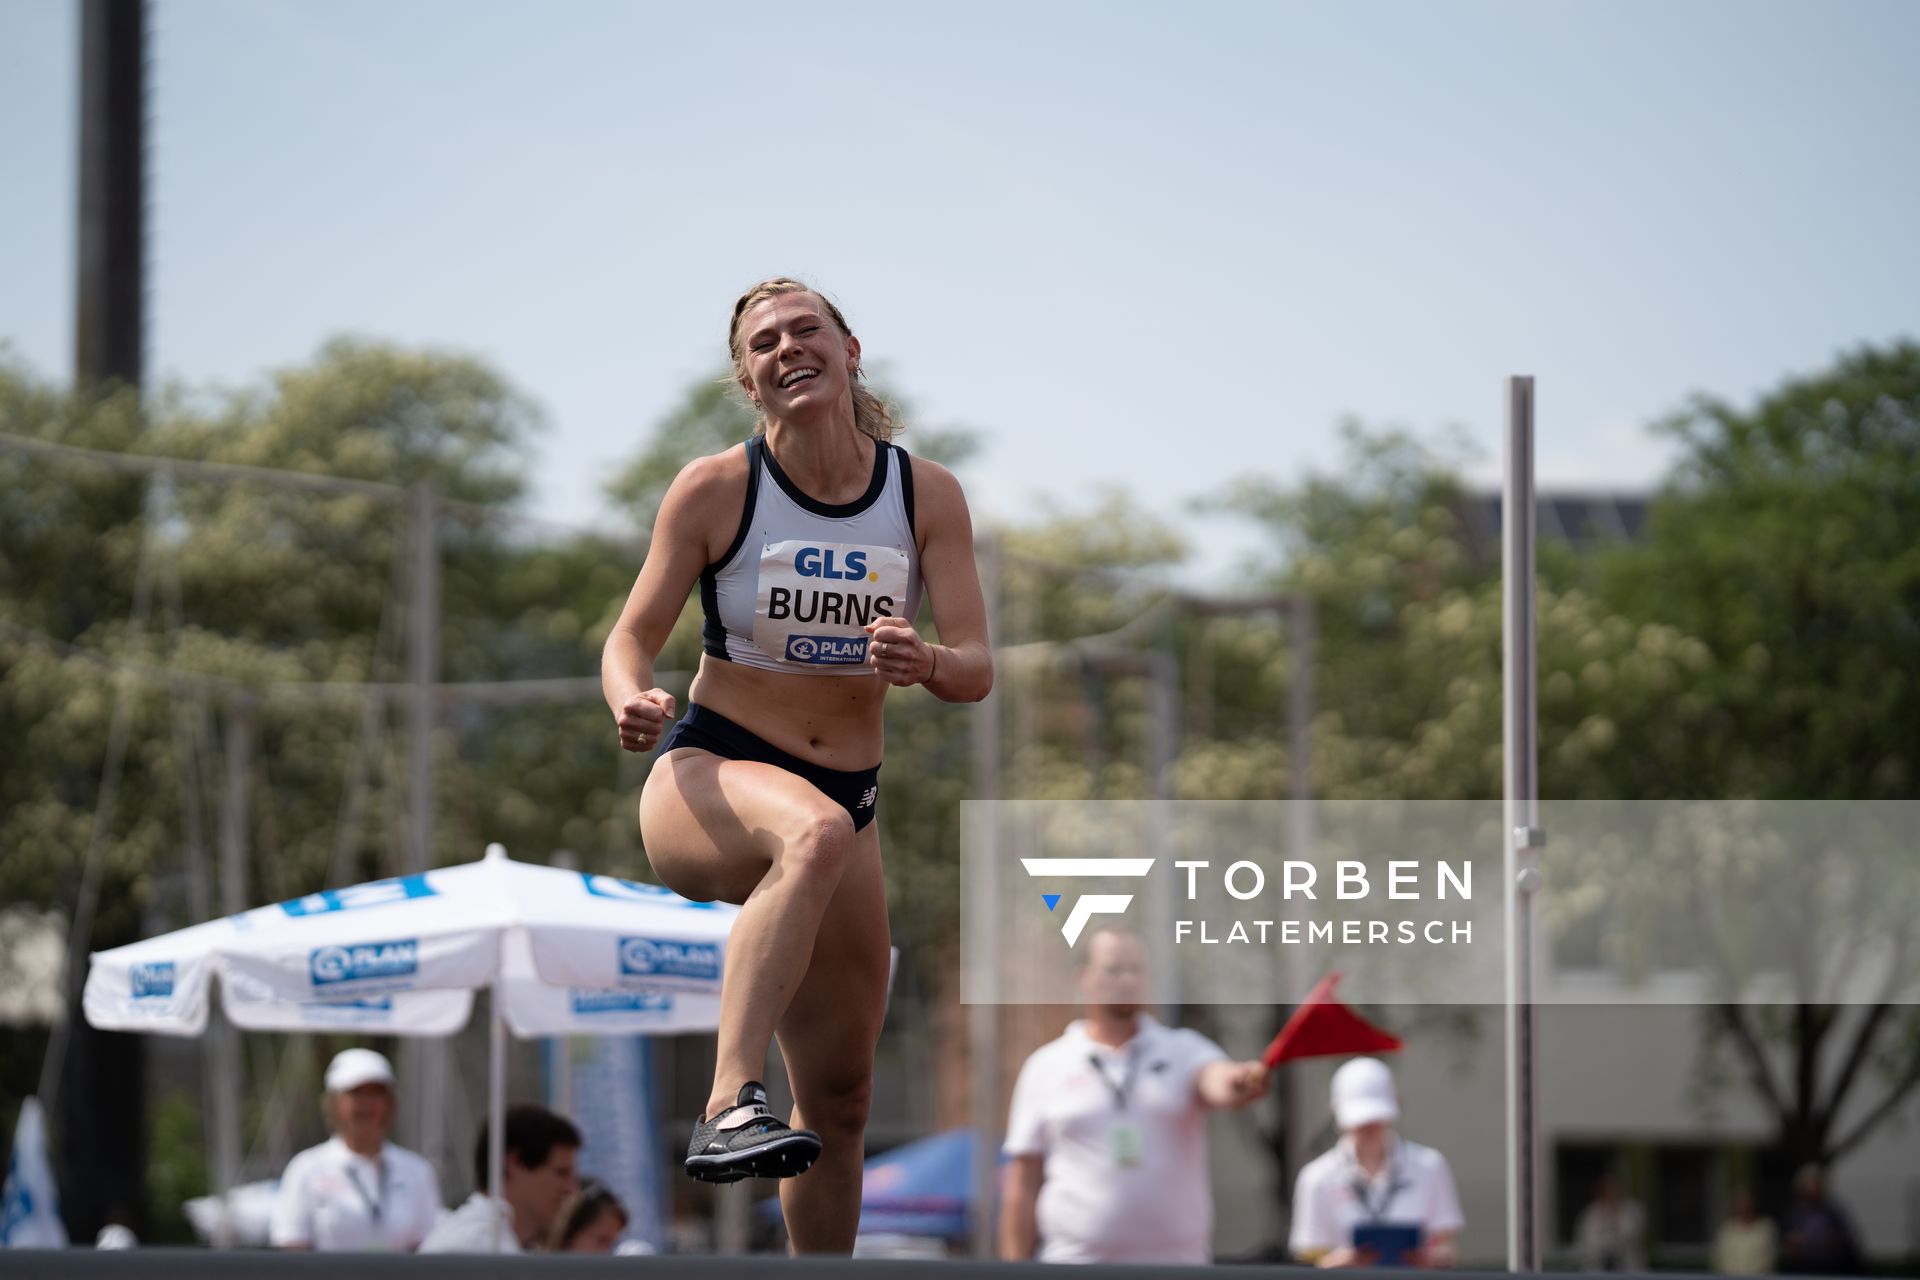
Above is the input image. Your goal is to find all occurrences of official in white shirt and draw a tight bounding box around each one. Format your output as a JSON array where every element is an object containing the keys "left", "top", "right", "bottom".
[
  {"left": 1291, "top": 1056, "right": 1464, "bottom": 1268},
  {"left": 418, "top": 1103, "right": 581, "bottom": 1254},
  {"left": 270, "top": 1048, "right": 443, "bottom": 1252},
  {"left": 999, "top": 927, "right": 1270, "bottom": 1265}
]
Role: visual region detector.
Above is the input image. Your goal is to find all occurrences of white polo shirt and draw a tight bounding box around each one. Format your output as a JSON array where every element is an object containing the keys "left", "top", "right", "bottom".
[
  {"left": 1290, "top": 1133, "right": 1464, "bottom": 1258},
  {"left": 1003, "top": 1014, "right": 1228, "bottom": 1265},
  {"left": 269, "top": 1137, "right": 442, "bottom": 1252},
  {"left": 417, "top": 1192, "right": 521, "bottom": 1254}
]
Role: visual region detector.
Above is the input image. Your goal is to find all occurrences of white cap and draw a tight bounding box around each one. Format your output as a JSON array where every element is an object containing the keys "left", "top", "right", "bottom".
[
  {"left": 324, "top": 1047, "right": 395, "bottom": 1094},
  {"left": 95, "top": 1225, "right": 139, "bottom": 1250},
  {"left": 1331, "top": 1056, "right": 1399, "bottom": 1129}
]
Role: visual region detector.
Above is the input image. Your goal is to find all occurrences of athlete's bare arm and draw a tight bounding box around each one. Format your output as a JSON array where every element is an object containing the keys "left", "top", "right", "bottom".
[
  {"left": 602, "top": 448, "right": 746, "bottom": 748},
  {"left": 865, "top": 457, "right": 992, "bottom": 701}
]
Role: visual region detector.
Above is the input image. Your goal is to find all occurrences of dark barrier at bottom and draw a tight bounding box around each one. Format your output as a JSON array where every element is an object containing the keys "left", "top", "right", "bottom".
[{"left": 0, "top": 1253, "right": 1547, "bottom": 1279}]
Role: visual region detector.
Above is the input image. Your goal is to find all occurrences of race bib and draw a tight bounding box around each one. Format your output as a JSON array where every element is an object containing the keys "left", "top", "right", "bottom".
[{"left": 753, "top": 540, "right": 911, "bottom": 670}]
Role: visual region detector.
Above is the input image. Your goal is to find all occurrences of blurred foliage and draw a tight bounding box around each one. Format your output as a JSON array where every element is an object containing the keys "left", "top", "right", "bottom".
[
  {"left": 1594, "top": 342, "right": 1920, "bottom": 1170},
  {"left": 0, "top": 339, "right": 620, "bottom": 941},
  {"left": 1598, "top": 341, "right": 1920, "bottom": 800},
  {"left": 1205, "top": 348, "right": 1920, "bottom": 1174},
  {"left": 1207, "top": 421, "right": 1689, "bottom": 804},
  {"left": 144, "top": 1094, "right": 207, "bottom": 1245}
]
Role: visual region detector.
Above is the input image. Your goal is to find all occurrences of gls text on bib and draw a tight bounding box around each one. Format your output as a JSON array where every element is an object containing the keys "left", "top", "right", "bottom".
[{"left": 752, "top": 540, "right": 911, "bottom": 670}]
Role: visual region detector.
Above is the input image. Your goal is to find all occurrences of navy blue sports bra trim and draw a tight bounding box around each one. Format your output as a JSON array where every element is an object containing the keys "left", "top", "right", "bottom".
[
  {"left": 898, "top": 447, "right": 916, "bottom": 540},
  {"left": 760, "top": 435, "right": 889, "bottom": 519},
  {"left": 713, "top": 438, "right": 762, "bottom": 572},
  {"left": 699, "top": 439, "right": 763, "bottom": 661}
]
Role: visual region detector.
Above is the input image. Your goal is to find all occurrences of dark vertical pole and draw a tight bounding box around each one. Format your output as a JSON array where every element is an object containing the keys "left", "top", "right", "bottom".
[
  {"left": 75, "top": 0, "right": 147, "bottom": 392},
  {"left": 61, "top": 0, "right": 149, "bottom": 1243}
]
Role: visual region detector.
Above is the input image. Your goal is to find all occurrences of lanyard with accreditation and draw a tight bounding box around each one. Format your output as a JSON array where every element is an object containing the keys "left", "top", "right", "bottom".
[
  {"left": 1350, "top": 1158, "right": 1411, "bottom": 1222},
  {"left": 343, "top": 1157, "right": 391, "bottom": 1246},
  {"left": 1347, "top": 1147, "right": 1424, "bottom": 1266},
  {"left": 1088, "top": 1048, "right": 1145, "bottom": 1167}
]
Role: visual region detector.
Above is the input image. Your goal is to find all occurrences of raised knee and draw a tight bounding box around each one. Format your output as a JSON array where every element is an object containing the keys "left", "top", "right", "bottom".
[
  {"left": 803, "top": 1075, "right": 872, "bottom": 1140},
  {"left": 779, "top": 807, "right": 854, "bottom": 879}
]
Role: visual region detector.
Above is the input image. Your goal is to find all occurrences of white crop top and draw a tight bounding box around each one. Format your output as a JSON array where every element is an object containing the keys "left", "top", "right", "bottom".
[{"left": 699, "top": 436, "right": 923, "bottom": 675}]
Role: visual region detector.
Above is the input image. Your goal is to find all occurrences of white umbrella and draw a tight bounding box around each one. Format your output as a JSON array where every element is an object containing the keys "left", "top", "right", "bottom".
[
  {"left": 84, "top": 843, "right": 736, "bottom": 1235},
  {"left": 87, "top": 844, "right": 732, "bottom": 1035}
]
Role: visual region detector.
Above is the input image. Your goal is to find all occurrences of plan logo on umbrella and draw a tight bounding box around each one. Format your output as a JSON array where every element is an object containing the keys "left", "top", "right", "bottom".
[
  {"left": 130, "top": 962, "right": 175, "bottom": 999},
  {"left": 617, "top": 937, "right": 720, "bottom": 981},
  {"left": 310, "top": 939, "right": 419, "bottom": 986}
]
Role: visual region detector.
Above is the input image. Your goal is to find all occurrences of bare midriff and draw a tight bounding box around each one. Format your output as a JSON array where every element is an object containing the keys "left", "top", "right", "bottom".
[{"left": 687, "top": 654, "right": 887, "bottom": 771}]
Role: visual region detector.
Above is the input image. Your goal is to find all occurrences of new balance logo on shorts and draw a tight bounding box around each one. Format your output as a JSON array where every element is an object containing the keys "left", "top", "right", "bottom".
[{"left": 857, "top": 785, "right": 878, "bottom": 812}]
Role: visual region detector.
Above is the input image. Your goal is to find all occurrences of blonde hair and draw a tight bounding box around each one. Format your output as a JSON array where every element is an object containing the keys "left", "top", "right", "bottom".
[{"left": 728, "top": 277, "right": 898, "bottom": 442}]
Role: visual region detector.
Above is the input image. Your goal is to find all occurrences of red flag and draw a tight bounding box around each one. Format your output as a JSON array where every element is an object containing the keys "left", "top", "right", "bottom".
[{"left": 1262, "top": 972, "right": 1403, "bottom": 1068}]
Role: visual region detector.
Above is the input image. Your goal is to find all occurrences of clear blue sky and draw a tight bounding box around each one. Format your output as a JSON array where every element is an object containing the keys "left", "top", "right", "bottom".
[{"left": 4, "top": 0, "right": 1916, "bottom": 582}]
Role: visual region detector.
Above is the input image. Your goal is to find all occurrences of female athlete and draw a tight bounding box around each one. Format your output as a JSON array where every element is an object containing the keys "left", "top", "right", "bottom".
[{"left": 601, "top": 277, "right": 991, "bottom": 1253}]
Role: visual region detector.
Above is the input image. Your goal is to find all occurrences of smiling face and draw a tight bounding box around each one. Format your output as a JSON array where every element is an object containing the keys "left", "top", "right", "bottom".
[{"left": 731, "top": 290, "right": 861, "bottom": 420}]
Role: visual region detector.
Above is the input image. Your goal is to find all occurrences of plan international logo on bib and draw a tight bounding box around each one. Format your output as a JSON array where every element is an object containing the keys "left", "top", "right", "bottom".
[
  {"left": 785, "top": 634, "right": 869, "bottom": 665},
  {"left": 310, "top": 939, "right": 419, "bottom": 986}
]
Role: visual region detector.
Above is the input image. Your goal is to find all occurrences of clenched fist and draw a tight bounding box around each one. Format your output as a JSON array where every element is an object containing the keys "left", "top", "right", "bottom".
[
  {"left": 616, "top": 688, "right": 677, "bottom": 753},
  {"left": 864, "top": 616, "right": 934, "bottom": 687}
]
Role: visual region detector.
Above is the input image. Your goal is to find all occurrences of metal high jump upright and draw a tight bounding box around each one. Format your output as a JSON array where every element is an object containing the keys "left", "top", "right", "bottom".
[
  {"left": 1504, "top": 377, "right": 1545, "bottom": 1271},
  {"left": 968, "top": 535, "right": 1003, "bottom": 1259}
]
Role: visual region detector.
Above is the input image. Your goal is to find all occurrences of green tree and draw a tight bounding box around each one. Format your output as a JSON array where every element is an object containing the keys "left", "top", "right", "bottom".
[
  {"left": 0, "top": 339, "right": 622, "bottom": 1236},
  {"left": 1204, "top": 424, "right": 1715, "bottom": 1235},
  {"left": 1591, "top": 342, "right": 1920, "bottom": 1173},
  {"left": 1209, "top": 422, "right": 1691, "bottom": 804}
]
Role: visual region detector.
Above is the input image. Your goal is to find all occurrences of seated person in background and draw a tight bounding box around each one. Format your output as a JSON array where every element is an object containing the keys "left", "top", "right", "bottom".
[
  {"left": 1291, "top": 1057, "right": 1463, "bottom": 1268},
  {"left": 270, "top": 1049, "right": 442, "bottom": 1252},
  {"left": 418, "top": 1103, "right": 580, "bottom": 1254},
  {"left": 547, "top": 1180, "right": 630, "bottom": 1253}
]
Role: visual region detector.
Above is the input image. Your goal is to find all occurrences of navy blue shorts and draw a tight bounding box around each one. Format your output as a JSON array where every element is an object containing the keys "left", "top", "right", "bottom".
[{"left": 657, "top": 703, "right": 881, "bottom": 832}]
